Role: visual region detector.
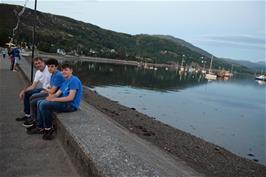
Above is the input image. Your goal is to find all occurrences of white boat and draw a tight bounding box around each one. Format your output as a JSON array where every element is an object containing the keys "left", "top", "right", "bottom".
[
  {"left": 205, "top": 56, "right": 217, "bottom": 80},
  {"left": 255, "top": 75, "right": 266, "bottom": 81},
  {"left": 205, "top": 73, "right": 217, "bottom": 80}
]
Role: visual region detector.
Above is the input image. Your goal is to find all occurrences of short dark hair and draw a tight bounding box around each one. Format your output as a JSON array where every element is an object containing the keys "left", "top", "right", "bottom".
[
  {"left": 46, "top": 58, "right": 59, "bottom": 66},
  {"left": 61, "top": 63, "right": 73, "bottom": 70},
  {"left": 33, "top": 57, "right": 44, "bottom": 62}
]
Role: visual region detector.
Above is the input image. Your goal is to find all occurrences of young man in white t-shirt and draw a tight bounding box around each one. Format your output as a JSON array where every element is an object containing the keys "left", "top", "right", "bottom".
[{"left": 16, "top": 57, "right": 51, "bottom": 121}]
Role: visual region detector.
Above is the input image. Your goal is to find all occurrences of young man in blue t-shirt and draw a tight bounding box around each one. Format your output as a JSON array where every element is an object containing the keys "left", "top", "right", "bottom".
[
  {"left": 25, "top": 58, "right": 65, "bottom": 130},
  {"left": 37, "top": 63, "right": 82, "bottom": 140}
]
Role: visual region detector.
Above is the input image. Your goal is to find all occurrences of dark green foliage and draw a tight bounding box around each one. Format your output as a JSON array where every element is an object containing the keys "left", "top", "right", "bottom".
[{"left": 0, "top": 4, "right": 253, "bottom": 73}]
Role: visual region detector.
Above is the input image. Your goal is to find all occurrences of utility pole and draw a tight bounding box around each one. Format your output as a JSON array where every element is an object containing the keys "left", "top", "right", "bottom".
[{"left": 31, "top": 0, "right": 37, "bottom": 82}]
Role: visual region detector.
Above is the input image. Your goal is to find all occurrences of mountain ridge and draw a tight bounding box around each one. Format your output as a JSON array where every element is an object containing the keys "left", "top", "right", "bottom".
[
  {"left": 221, "top": 58, "right": 266, "bottom": 72},
  {"left": 0, "top": 3, "right": 258, "bottom": 73},
  {"left": 154, "top": 35, "right": 213, "bottom": 59}
]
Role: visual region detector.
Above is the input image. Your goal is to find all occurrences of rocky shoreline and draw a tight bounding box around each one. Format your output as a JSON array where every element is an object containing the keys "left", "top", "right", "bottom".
[{"left": 83, "top": 88, "right": 266, "bottom": 177}]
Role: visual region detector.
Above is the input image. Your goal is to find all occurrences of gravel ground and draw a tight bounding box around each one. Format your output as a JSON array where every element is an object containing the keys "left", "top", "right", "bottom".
[{"left": 83, "top": 89, "right": 266, "bottom": 177}]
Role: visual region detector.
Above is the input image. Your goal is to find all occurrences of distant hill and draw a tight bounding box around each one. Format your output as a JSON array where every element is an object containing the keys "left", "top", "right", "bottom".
[
  {"left": 221, "top": 58, "right": 266, "bottom": 72},
  {"left": 256, "top": 61, "right": 266, "bottom": 67},
  {"left": 0, "top": 3, "right": 253, "bottom": 73},
  {"left": 154, "top": 35, "right": 213, "bottom": 59}
]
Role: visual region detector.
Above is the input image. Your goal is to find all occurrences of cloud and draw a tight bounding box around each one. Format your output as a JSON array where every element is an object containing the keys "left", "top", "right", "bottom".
[
  {"left": 206, "top": 35, "right": 265, "bottom": 45},
  {"left": 198, "top": 34, "right": 265, "bottom": 50}
]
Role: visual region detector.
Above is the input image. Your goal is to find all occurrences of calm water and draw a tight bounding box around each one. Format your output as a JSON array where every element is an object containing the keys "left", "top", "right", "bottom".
[{"left": 74, "top": 61, "right": 266, "bottom": 165}]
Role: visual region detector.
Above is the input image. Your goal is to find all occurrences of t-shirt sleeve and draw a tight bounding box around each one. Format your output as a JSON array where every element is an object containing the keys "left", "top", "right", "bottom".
[
  {"left": 59, "top": 82, "right": 66, "bottom": 92},
  {"left": 69, "top": 78, "right": 80, "bottom": 91},
  {"left": 34, "top": 71, "right": 42, "bottom": 83},
  {"left": 53, "top": 74, "right": 64, "bottom": 88}
]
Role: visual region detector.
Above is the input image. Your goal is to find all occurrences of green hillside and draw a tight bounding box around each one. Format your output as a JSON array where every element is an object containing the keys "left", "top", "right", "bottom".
[{"left": 0, "top": 4, "right": 252, "bottom": 73}]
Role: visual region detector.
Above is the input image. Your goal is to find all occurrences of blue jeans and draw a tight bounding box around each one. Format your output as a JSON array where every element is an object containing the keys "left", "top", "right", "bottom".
[
  {"left": 30, "top": 92, "right": 48, "bottom": 121},
  {"left": 37, "top": 100, "right": 77, "bottom": 128},
  {"left": 24, "top": 88, "right": 43, "bottom": 115}
]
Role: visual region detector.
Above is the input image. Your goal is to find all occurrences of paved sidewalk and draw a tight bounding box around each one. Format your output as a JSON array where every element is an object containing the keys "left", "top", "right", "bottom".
[{"left": 0, "top": 57, "right": 80, "bottom": 177}]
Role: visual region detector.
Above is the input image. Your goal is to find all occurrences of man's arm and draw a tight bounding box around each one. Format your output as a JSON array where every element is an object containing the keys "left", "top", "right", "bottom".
[
  {"left": 43, "top": 86, "right": 58, "bottom": 94},
  {"left": 46, "top": 90, "right": 76, "bottom": 102},
  {"left": 46, "top": 89, "right": 62, "bottom": 99},
  {"left": 19, "top": 81, "right": 38, "bottom": 99}
]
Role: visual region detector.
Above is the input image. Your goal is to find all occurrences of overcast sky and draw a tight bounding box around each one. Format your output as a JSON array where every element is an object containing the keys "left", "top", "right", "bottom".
[{"left": 2, "top": 0, "right": 265, "bottom": 62}]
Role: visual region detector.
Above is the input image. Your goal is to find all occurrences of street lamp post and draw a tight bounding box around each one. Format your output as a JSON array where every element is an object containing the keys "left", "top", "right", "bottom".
[{"left": 31, "top": 0, "right": 37, "bottom": 82}]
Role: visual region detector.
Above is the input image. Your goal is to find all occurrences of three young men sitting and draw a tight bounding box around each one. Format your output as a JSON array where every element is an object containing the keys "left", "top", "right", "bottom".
[{"left": 18, "top": 57, "right": 82, "bottom": 140}]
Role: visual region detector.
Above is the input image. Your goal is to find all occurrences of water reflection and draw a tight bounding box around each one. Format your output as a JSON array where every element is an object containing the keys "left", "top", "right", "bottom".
[
  {"left": 71, "top": 60, "right": 265, "bottom": 165},
  {"left": 74, "top": 61, "right": 207, "bottom": 91},
  {"left": 256, "top": 80, "right": 266, "bottom": 86}
]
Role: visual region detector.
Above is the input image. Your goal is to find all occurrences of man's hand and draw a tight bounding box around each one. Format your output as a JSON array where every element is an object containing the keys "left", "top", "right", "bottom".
[
  {"left": 46, "top": 95, "right": 56, "bottom": 101},
  {"left": 19, "top": 90, "right": 25, "bottom": 100},
  {"left": 41, "top": 89, "right": 47, "bottom": 93}
]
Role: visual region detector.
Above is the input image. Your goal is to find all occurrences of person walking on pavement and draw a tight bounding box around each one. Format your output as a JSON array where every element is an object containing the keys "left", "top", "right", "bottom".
[
  {"left": 7, "top": 46, "right": 15, "bottom": 71},
  {"left": 2, "top": 48, "right": 7, "bottom": 59},
  {"left": 11, "top": 45, "right": 22, "bottom": 72}
]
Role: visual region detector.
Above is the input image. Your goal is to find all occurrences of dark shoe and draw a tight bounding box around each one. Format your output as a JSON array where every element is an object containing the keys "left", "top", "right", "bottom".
[
  {"left": 27, "top": 127, "right": 44, "bottom": 135},
  {"left": 26, "top": 123, "right": 36, "bottom": 131},
  {"left": 16, "top": 116, "right": 29, "bottom": 121},
  {"left": 42, "top": 128, "right": 55, "bottom": 140},
  {"left": 23, "top": 118, "right": 35, "bottom": 128}
]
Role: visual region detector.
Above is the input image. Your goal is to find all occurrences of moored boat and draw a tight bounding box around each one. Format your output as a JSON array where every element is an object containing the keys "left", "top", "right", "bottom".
[
  {"left": 255, "top": 75, "right": 266, "bottom": 81},
  {"left": 205, "top": 56, "right": 217, "bottom": 80},
  {"left": 205, "top": 73, "right": 217, "bottom": 80}
]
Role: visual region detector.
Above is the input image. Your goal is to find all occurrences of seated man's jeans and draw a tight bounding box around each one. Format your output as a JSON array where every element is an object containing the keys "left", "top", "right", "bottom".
[
  {"left": 30, "top": 92, "right": 48, "bottom": 121},
  {"left": 37, "top": 100, "right": 77, "bottom": 129},
  {"left": 24, "top": 88, "right": 43, "bottom": 115}
]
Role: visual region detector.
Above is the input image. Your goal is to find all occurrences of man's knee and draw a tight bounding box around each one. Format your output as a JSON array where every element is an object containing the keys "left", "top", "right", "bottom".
[
  {"left": 30, "top": 93, "right": 48, "bottom": 102},
  {"left": 29, "top": 95, "right": 35, "bottom": 103},
  {"left": 24, "top": 90, "right": 31, "bottom": 97},
  {"left": 38, "top": 100, "right": 50, "bottom": 110},
  {"left": 30, "top": 93, "right": 41, "bottom": 103},
  {"left": 30, "top": 98, "right": 38, "bottom": 107},
  {"left": 25, "top": 90, "right": 35, "bottom": 99},
  {"left": 38, "top": 100, "right": 45, "bottom": 109}
]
